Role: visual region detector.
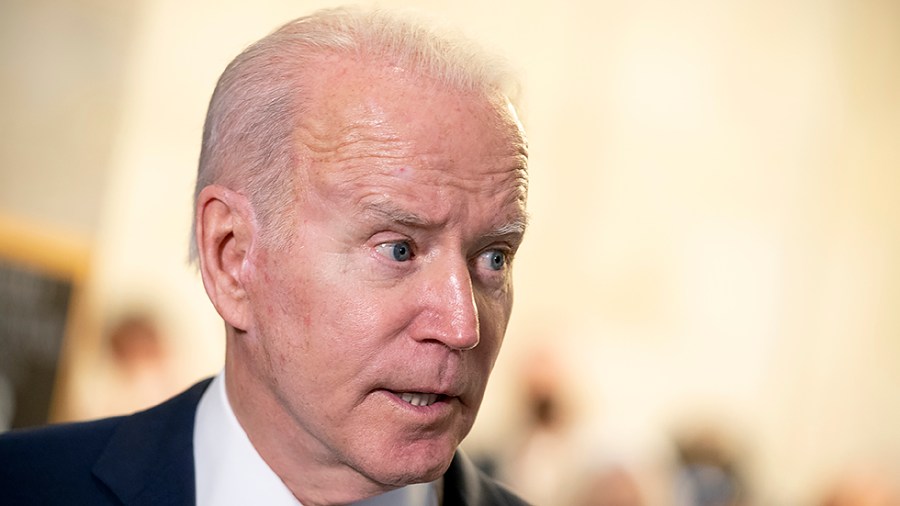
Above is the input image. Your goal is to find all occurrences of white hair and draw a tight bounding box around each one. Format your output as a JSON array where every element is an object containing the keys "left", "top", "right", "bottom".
[{"left": 189, "top": 6, "right": 519, "bottom": 262}]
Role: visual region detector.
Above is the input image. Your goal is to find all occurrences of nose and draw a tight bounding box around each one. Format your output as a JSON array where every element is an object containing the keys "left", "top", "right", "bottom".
[{"left": 418, "top": 257, "right": 481, "bottom": 351}]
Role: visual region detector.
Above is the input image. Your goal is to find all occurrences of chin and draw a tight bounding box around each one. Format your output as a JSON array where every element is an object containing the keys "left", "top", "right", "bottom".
[
  {"left": 374, "top": 461, "right": 451, "bottom": 488},
  {"left": 361, "top": 440, "right": 457, "bottom": 487}
]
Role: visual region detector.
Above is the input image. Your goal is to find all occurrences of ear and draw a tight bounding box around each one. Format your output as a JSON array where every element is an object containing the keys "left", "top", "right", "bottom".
[{"left": 195, "top": 185, "right": 255, "bottom": 332}]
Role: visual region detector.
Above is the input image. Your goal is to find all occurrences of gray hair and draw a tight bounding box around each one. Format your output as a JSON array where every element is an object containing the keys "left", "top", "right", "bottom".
[{"left": 190, "top": 6, "right": 519, "bottom": 262}]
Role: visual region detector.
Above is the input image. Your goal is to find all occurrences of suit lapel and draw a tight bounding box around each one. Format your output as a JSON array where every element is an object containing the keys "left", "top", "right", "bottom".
[
  {"left": 92, "top": 379, "right": 212, "bottom": 506},
  {"left": 442, "top": 451, "right": 483, "bottom": 506}
]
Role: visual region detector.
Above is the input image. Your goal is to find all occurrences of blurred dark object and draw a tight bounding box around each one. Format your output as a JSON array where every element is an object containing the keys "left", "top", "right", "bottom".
[
  {"left": 673, "top": 427, "right": 748, "bottom": 506},
  {"left": 0, "top": 259, "right": 72, "bottom": 430}
]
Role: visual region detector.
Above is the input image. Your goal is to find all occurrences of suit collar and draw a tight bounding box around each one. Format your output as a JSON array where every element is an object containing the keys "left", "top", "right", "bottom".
[
  {"left": 442, "top": 451, "right": 484, "bottom": 506},
  {"left": 92, "top": 379, "right": 212, "bottom": 506},
  {"left": 442, "top": 451, "right": 528, "bottom": 506}
]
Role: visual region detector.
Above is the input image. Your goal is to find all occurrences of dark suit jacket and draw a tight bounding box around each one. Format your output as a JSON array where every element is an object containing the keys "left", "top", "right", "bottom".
[{"left": 0, "top": 380, "right": 529, "bottom": 505}]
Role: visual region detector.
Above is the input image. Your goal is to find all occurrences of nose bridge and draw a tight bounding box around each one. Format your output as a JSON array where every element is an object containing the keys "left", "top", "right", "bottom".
[{"left": 426, "top": 254, "right": 480, "bottom": 350}]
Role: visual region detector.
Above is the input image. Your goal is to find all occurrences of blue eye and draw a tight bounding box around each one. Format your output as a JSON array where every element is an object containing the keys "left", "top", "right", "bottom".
[
  {"left": 392, "top": 242, "right": 412, "bottom": 261},
  {"left": 482, "top": 250, "right": 507, "bottom": 271},
  {"left": 376, "top": 241, "right": 414, "bottom": 262}
]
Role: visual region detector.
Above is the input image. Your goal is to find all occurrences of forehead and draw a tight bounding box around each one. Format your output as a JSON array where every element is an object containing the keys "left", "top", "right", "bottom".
[
  {"left": 297, "top": 57, "right": 525, "bottom": 158},
  {"left": 293, "top": 58, "right": 528, "bottom": 221}
]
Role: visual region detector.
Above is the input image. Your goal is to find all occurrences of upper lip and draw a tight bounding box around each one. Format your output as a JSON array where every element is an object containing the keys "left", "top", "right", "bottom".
[
  {"left": 388, "top": 388, "right": 458, "bottom": 397},
  {"left": 378, "top": 358, "right": 469, "bottom": 401}
]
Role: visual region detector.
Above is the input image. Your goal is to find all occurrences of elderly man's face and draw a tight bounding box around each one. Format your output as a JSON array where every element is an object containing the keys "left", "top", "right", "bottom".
[{"left": 241, "top": 60, "right": 528, "bottom": 490}]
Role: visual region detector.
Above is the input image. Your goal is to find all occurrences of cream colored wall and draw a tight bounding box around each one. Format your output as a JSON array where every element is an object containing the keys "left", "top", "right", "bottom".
[
  {"left": 6, "top": 0, "right": 899, "bottom": 504},
  {"left": 0, "top": 0, "right": 136, "bottom": 238}
]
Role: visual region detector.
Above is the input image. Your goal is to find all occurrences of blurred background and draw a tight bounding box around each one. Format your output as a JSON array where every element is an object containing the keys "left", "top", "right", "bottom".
[{"left": 1, "top": 0, "right": 899, "bottom": 505}]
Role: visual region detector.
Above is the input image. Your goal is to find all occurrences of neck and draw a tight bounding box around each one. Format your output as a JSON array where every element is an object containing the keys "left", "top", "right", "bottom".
[{"left": 224, "top": 346, "right": 396, "bottom": 505}]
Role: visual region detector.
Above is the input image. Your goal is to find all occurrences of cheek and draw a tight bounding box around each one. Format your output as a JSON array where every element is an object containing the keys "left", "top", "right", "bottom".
[
  {"left": 476, "top": 289, "right": 513, "bottom": 333},
  {"left": 245, "top": 265, "right": 317, "bottom": 370},
  {"left": 325, "top": 277, "right": 424, "bottom": 339},
  {"left": 475, "top": 297, "right": 512, "bottom": 369},
  {"left": 263, "top": 275, "right": 397, "bottom": 369},
  {"left": 475, "top": 308, "right": 509, "bottom": 373}
]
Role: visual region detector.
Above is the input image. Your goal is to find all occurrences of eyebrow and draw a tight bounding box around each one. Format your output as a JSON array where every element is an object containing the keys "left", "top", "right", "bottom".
[
  {"left": 360, "top": 200, "right": 529, "bottom": 240},
  {"left": 360, "top": 200, "right": 431, "bottom": 228},
  {"left": 483, "top": 216, "right": 529, "bottom": 241}
]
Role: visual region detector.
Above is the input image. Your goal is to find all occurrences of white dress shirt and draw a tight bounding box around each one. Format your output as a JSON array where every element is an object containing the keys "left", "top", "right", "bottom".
[{"left": 193, "top": 372, "right": 440, "bottom": 506}]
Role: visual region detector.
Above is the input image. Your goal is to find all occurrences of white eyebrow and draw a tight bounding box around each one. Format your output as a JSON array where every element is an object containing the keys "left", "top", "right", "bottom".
[
  {"left": 360, "top": 200, "right": 430, "bottom": 228},
  {"left": 484, "top": 216, "right": 528, "bottom": 240}
]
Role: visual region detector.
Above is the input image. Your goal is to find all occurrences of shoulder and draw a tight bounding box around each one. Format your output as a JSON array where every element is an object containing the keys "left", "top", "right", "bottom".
[
  {"left": 0, "top": 416, "right": 126, "bottom": 503},
  {"left": 0, "top": 414, "right": 122, "bottom": 460},
  {"left": 0, "top": 377, "right": 210, "bottom": 467},
  {"left": 0, "top": 378, "right": 212, "bottom": 504},
  {"left": 444, "top": 451, "right": 532, "bottom": 506}
]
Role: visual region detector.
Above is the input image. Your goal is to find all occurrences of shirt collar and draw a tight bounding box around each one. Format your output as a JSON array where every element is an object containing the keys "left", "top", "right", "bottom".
[{"left": 193, "top": 371, "right": 440, "bottom": 506}]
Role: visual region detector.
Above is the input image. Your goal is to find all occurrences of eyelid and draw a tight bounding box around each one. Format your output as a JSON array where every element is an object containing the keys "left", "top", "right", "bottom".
[{"left": 478, "top": 242, "right": 514, "bottom": 259}]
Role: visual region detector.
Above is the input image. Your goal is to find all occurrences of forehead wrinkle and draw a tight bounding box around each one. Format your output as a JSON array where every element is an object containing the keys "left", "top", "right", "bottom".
[
  {"left": 296, "top": 128, "right": 415, "bottom": 200},
  {"left": 312, "top": 154, "right": 527, "bottom": 203},
  {"left": 296, "top": 116, "right": 410, "bottom": 162}
]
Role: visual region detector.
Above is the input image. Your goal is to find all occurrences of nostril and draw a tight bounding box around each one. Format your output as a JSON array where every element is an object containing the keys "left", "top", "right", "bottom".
[{"left": 458, "top": 339, "right": 479, "bottom": 351}]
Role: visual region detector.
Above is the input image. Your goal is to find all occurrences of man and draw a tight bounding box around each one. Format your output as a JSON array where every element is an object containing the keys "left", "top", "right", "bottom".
[{"left": 0, "top": 7, "right": 530, "bottom": 505}]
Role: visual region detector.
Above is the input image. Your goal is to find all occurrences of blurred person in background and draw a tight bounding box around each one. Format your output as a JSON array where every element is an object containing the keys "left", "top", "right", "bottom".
[
  {"left": 817, "top": 465, "right": 900, "bottom": 506},
  {"left": 63, "top": 311, "right": 181, "bottom": 421},
  {"left": 571, "top": 464, "right": 645, "bottom": 506},
  {"left": 496, "top": 347, "right": 583, "bottom": 505},
  {"left": 0, "top": 6, "right": 531, "bottom": 505},
  {"left": 672, "top": 426, "right": 749, "bottom": 506}
]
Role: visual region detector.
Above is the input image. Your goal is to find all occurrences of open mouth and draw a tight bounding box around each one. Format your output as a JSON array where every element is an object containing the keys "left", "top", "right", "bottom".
[{"left": 396, "top": 392, "right": 446, "bottom": 407}]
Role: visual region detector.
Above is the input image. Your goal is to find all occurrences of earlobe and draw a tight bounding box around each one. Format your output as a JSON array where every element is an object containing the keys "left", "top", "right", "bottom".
[{"left": 195, "top": 185, "right": 255, "bottom": 331}]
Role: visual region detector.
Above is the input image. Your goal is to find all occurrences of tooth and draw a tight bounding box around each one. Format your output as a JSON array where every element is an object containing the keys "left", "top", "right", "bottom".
[{"left": 398, "top": 392, "right": 438, "bottom": 406}]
